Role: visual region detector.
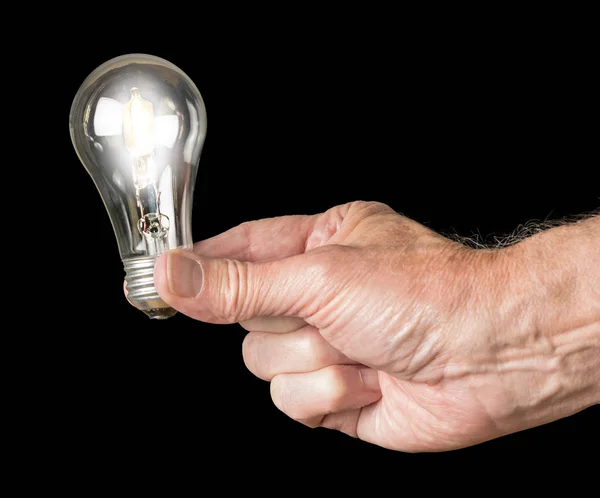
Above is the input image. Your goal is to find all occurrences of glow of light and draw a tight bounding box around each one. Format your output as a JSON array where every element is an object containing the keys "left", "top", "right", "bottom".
[{"left": 122, "top": 88, "right": 155, "bottom": 157}]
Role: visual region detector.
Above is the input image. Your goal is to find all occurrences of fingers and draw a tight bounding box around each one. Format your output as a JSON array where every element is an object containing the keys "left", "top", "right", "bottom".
[
  {"left": 192, "top": 202, "right": 352, "bottom": 262},
  {"left": 242, "top": 326, "right": 358, "bottom": 381},
  {"left": 193, "top": 215, "right": 315, "bottom": 261},
  {"left": 241, "top": 319, "right": 380, "bottom": 437},
  {"left": 270, "top": 366, "right": 381, "bottom": 427},
  {"left": 124, "top": 201, "right": 395, "bottom": 311},
  {"left": 123, "top": 204, "right": 348, "bottom": 310}
]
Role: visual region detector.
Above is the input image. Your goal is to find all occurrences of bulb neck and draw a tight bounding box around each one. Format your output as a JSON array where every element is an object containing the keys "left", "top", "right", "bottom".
[{"left": 123, "top": 256, "right": 177, "bottom": 320}]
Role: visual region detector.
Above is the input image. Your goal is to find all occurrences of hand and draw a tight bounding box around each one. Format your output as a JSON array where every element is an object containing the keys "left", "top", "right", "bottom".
[{"left": 129, "top": 201, "right": 600, "bottom": 452}]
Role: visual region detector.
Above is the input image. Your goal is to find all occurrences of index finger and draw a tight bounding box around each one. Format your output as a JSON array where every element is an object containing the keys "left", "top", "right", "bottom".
[{"left": 193, "top": 203, "right": 351, "bottom": 262}]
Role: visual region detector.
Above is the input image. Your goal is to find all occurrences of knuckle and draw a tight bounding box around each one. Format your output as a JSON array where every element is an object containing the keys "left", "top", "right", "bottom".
[
  {"left": 322, "top": 366, "right": 351, "bottom": 412},
  {"left": 298, "top": 329, "right": 329, "bottom": 367},
  {"left": 296, "top": 327, "right": 319, "bottom": 352},
  {"left": 348, "top": 200, "right": 394, "bottom": 217},
  {"left": 215, "top": 259, "right": 250, "bottom": 322},
  {"left": 305, "top": 245, "right": 345, "bottom": 276}
]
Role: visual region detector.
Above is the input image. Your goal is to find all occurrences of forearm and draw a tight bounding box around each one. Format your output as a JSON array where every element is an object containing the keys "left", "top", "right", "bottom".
[
  {"left": 493, "top": 214, "right": 600, "bottom": 424},
  {"left": 516, "top": 214, "right": 600, "bottom": 337}
]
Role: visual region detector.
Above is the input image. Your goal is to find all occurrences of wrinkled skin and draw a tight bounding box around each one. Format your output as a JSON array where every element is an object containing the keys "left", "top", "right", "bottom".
[{"left": 126, "top": 201, "right": 600, "bottom": 452}]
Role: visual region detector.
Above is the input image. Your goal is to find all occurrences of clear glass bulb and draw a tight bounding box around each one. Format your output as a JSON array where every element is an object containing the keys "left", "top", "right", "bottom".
[{"left": 69, "top": 54, "right": 207, "bottom": 319}]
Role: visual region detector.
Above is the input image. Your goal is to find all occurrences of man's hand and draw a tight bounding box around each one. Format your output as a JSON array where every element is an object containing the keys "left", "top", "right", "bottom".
[{"left": 136, "top": 201, "right": 600, "bottom": 452}]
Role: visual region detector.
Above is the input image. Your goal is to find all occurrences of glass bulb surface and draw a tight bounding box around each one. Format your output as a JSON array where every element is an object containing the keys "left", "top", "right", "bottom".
[{"left": 69, "top": 54, "right": 207, "bottom": 319}]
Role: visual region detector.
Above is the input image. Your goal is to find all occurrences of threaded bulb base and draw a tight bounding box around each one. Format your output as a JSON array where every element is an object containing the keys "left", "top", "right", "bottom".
[{"left": 123, "top": 256, "right": 177, "bottom": 320}]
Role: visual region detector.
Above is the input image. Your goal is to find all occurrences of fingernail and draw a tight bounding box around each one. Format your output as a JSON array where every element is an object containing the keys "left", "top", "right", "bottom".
[
  {"left": 166, "top": 252, "right": 204, "bottom": 297},
  {"left": 358, "top": 368, "right": 380, "bottom": 391}
]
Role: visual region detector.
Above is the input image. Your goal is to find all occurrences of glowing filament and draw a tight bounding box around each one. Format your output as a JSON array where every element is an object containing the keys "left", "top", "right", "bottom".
[{"left": 123, "top": 87, "right": 156, "bottom": 157}]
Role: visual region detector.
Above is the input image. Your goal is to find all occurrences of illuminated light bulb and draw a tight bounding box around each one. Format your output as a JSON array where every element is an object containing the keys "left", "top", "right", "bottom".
[{"left": 69, "top": 54, "right": 207, "bottom": 319}]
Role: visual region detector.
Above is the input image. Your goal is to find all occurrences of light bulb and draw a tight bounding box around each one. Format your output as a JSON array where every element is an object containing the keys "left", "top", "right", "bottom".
[{"left": 69, "top": 54, "right": 207, "bottom": 319}]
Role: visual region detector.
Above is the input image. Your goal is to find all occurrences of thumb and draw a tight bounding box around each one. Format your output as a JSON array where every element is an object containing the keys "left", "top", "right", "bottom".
[{"left": 153, "top": 248, "right": 334, "bottom": 324}]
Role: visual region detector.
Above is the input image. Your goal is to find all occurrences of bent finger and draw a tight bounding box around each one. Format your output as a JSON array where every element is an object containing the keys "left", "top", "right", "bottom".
[
  {"left": 242, "top": 326, "right": 358, "bottom": 381},
  {"left": 270, "top": 365, "right": 381, "bottom": 422},
  {"left": 192, "top": 203, "right": 352, "bottom": 262}
]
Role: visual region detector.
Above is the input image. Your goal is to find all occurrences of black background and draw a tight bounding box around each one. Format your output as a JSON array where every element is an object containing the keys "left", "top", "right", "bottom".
[{"left": 16, "top": 6, "right": 598, "bottom": 487}]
